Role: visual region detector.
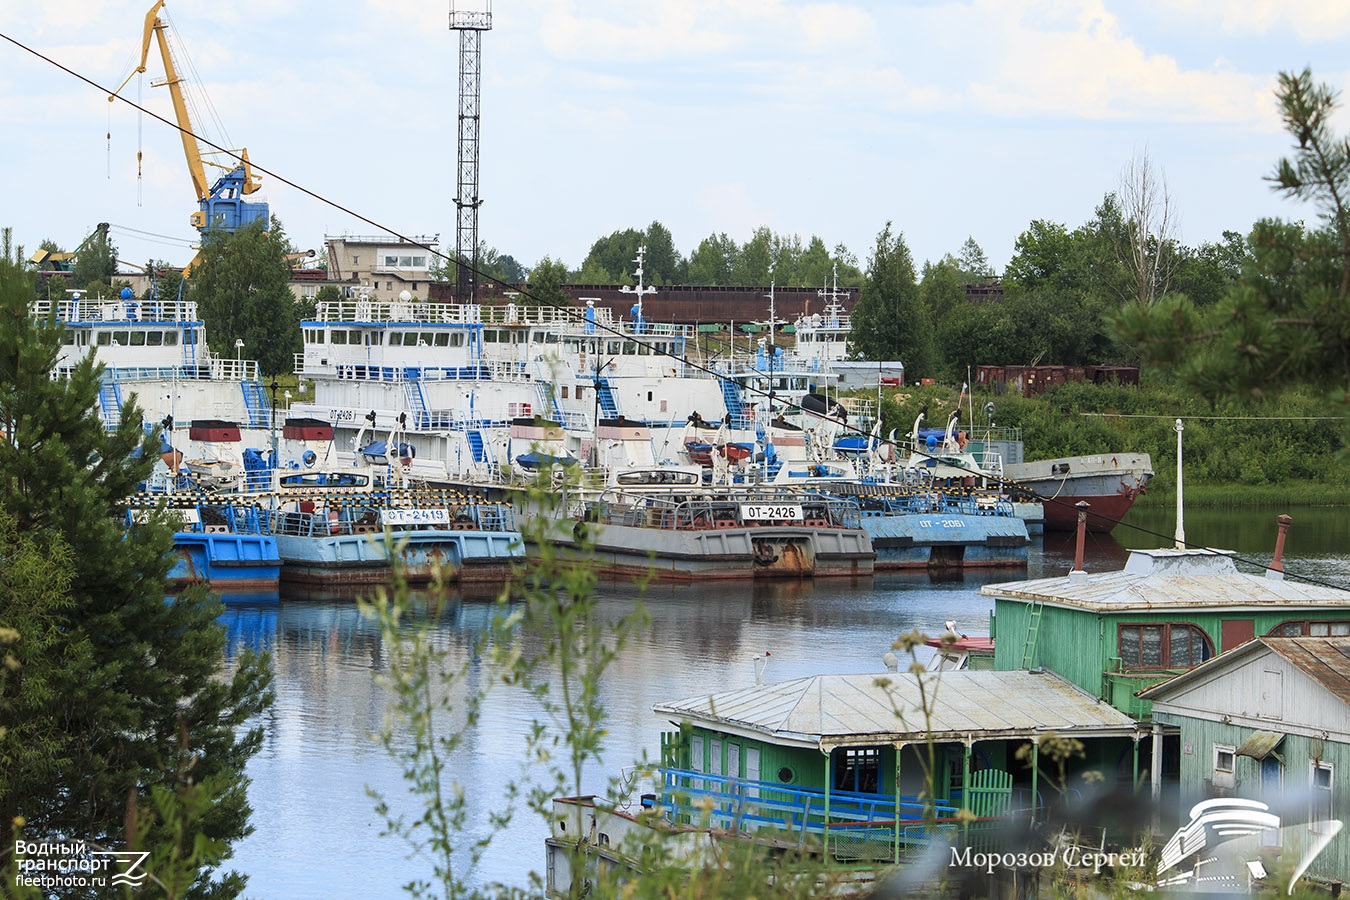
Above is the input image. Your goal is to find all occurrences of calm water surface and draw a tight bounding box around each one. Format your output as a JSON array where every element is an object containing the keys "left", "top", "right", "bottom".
[{"left": 224, "top": 506, "right": 1349, "bottom": 899}]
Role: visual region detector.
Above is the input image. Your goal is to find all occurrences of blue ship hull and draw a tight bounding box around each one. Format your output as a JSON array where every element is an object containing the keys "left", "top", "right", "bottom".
[
  {"left": 169, "top": 530, "right": 282, "bottom": 595},
  {"left": 276, "top": 528, "right": 522, "bottom": 587},
  {"left": 862, "top": 512, "right": 1029, "bottom": 570}
]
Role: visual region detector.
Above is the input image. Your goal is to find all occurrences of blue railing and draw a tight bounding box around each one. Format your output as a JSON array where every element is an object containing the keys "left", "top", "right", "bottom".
[{"left": 658, "top": 767, "right": 958, "bottom": 846}]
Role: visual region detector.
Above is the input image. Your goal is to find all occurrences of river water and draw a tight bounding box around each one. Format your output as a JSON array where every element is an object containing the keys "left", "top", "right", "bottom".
[{"left": 224, "top": 506, "right": 1349, "bottom": 898}]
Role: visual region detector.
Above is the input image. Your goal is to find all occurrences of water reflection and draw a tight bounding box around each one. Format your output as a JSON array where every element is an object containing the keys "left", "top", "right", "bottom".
[{"left": 224, "top": 520, "right": 1349, "bottom": 898}]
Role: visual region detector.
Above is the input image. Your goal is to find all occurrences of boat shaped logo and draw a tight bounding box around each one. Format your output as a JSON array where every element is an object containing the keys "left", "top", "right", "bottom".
[
  {"left": 1156, "top": 798, "right": 1341, "bottom": 893},
  {"left": 93, "top": 850, "right": 150, "bottom": 887}
]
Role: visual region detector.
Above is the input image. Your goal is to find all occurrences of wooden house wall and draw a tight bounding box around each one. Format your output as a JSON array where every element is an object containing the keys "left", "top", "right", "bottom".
[
  {"left": 1154, "top": 716, "right": 1350, "bottom": 884},
  {"left": 994, "top": 600, "right": 1350, "bottom": 712}
]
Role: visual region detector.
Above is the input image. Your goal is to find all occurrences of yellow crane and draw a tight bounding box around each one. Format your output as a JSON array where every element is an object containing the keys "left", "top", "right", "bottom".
[{"left": 110, "top": 1, "right": 269, "bottom": 269}]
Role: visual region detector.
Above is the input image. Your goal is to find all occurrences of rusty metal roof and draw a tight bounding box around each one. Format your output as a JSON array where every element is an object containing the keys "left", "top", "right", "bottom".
[
  {"left": 653, "top": 669, "right": 1139, "bottom": 751},
  {"left": 981, "top": 548, "right": 1350, "bottom": 612},
  {"left": 1262, "top": 636, "right": 1350, "bottom": 704},
  {"left": 1140, "top": 636, "right": 1350, "bottom": 706},
  {"left": 1235, "top": 730, "right": 1285, "bottom": 761}
]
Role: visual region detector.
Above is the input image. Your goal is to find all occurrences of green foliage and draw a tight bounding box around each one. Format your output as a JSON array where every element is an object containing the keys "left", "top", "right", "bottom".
[
  {"left": 191, "top": 217, "right": 300, "bottom": 375},
  {"left": 0, "top": 259, "right": 273, "bottom": 897},
  {"left": 849, "top": 222, "right": 937, "bottom": 376},
  {"left": 686, "top": 232, "right": 738, "bottom": 285},
  {"left": 1115, "top": 68, "right": 1350, "bottom": 456},
  {"left": 578, "top": 224, "right": 684, "bottom": 286},
  {"left": 525, "top": 257, "right": 571, "bottom": 308},
  {"left": 874, "top": 378, "right": 1347, "bottom": 501}
]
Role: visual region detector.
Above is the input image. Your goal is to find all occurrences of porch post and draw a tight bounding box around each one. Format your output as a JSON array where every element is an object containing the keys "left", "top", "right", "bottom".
[
  {"left": 962, "top": 739, "right": 973, "bottom": 840},
  {"left": 893, "top": 742, "right": 904, "bottom": 864},
  {"left": 1150, "top": 721, "right": 1163, "bottom": 831},
  {"left": 1132, "top": 733, "right": 1141, "bottom": 792},
  {"left": 1030, "top": 738, "right": 1039, "bottom": 825},
  {"left": 823, "top": 750, "right": 832, "bottom": 862}
]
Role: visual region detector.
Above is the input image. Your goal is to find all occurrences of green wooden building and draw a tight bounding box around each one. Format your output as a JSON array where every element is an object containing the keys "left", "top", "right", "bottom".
[
  {"left": 652, "top": 667, "right": 1141, "bottom": 865},
  {"left": 981, "top": 547, "right": 1350, "bottom": 719},
  {"left": 1139, "top": 636, "right": 1350, "bottom": 888}
]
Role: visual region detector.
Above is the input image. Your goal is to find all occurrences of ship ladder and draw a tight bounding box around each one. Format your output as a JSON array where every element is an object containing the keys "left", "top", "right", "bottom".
[
  {"left": 98, "top": 376, "right": 123, "bottom": 430},
  {"left": 720, "top": 377, "right": 745, "bottom": 424},
  {"left": 241, "top": 381, "right": 270, "bottom": 427},
  {"left": 536, "top": 382, "right": 564, "bottom": 422},
  {"left": 595, "top": 377, "right": 620, "bottom": 418},
  {"left": 1020, "top": 601, "right": 1044, "bottom": 669},
  {"left": 404, "top": 378, "right": 431, "bottom": 430},
  {"left": 467, "top": 429, "right": 487, "bottom": 463}
]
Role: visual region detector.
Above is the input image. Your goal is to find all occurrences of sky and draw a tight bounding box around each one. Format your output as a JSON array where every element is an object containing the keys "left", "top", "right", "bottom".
[{"left": 5, "top": 1, "right": 1350, "bottom": 278}]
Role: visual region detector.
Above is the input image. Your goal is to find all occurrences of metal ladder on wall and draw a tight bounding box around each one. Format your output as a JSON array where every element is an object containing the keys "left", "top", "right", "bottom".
[{"left": 1020, "top": 601, "right": 1044, "bottom": 669}]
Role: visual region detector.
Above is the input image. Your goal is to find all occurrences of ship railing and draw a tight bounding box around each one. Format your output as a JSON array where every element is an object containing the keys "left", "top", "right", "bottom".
[
  {"left": 210, "top": 358, "right": 261, "bottom": 381},
  {"left": 312, "top": 299, "right": 621, "bottom": 328},
  {"left": 33, "top": 297, "right": 200, "bottom": 324},
  {"left": 99, "top": 364, "right": 214, "bottom": 383},
  {"left": 592, "top": 491, "right": 861, "bottom": 530}
]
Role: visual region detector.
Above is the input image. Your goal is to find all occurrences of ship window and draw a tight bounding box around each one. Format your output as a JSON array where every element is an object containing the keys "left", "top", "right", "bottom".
[
  {"left": 147, "top": 331, "right": 163, "bottom": 346},
  {"left": 1118, "top": 623, "right": 1213, "bottom": 669},
  {"left": 433, "top": 333, "right": 449, "bottom": 347},
  {"left": 561, "top": 386, "right": 569, "bottom": 399},
  {"left": 63, "top": 329, "right": 75, "bottom": 346},
  {"left": 368, "top": 332, "right": 383, "bottom": 345},
  {"left": 313, "top": 330, "right": 325, "bottom": 344},
  {"left": 164, "top": 331, "right": 177, "bottom": 346},
  {"left": 450, "top": 333, "right": 465, "bottom": 347},
  {"left": 331, "top": 331, "right": 347, "bottom": 345},
  {"left": 623, "top": 342, "right": 636, "bottom": 355},
  {"left": 129, "top": 331, "right": 146, "bottom": 346},
  {"left": 96, "top": 332, "right": 111, "bottom": 346}
]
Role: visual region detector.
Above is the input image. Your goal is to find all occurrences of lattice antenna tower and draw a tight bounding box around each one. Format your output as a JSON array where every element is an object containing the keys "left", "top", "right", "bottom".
[{"left": 449, "top": 2, "right": 492, "bottom": 302}]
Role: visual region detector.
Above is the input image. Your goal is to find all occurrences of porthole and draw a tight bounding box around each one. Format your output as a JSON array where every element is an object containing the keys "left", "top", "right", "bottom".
[{"left": 778, "top": 766, "right": 795, "bottom": 783}]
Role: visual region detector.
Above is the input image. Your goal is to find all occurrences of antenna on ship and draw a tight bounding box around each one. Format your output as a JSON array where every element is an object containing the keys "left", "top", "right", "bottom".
[
  {"left": 818, "top": 263, "right": 849, "bottom": 326},
  {"left": 619, "top": 246, "right": 656, "bottom": 333},
  {"left": 449, "top": 1, "right": 492, "bottom": 304}
]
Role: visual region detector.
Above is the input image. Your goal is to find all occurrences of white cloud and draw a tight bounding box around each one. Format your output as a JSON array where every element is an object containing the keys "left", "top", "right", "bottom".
[{"left": 1162, "top": 0, "right": 1350, "bottom": 41}]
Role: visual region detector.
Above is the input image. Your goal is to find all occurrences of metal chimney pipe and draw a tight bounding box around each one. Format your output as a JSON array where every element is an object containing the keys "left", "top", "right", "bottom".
[
  {"left": 1267, "top": 515, "right": 1293, "bottom": 580},
  {"left": 1072, "top": 501, "right": 1090, "bottom": 574}
]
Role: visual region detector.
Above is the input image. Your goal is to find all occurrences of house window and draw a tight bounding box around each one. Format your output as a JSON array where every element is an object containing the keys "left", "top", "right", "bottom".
[
  {"left": 832, "top": 747, "right": 881, "bottom": 795},
  {"left": 1312, "top": 762, "right": 1334, "bottom": 832},
  {"left": 1269, "top": 620, "right": 1350, "bottom": 636},
  {"left": 1213, "top": 744, "right": 1236, "bottom": 789},
  {"left": 1117, "top": 623, "right": 1213, "bottom": 669}
]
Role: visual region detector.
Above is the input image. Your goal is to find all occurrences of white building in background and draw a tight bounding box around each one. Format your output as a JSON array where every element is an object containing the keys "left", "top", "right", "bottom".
[{"left": 317, "top": 234, "right": 439, "bottom": 302}]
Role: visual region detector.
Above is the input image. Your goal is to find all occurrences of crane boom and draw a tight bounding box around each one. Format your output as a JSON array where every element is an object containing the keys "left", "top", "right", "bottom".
[{"left": 110, "top": 1, "right": 268, "bottom": 253}]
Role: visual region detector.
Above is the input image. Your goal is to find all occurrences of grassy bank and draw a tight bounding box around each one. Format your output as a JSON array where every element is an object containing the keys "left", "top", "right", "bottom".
[
  {"left": 1133, "top": 482, "right": 1350, "bottom": 509},
  {"left": 862, "top": 377, "right": 1349, "bottom": 500}
]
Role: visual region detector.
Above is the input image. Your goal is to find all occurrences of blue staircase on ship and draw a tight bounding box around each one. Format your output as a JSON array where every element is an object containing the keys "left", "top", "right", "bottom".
[
  {"left": 720, "top": 378, "right": 745, "bottom": 426},
  {"left": 98, "top": 377, "right": 123, "bottom": 430},
  {"left": 404, "top": 379, "right": 431, "bottom": 429},
  {"left": 536, "top": 383, "right": 564, "bottom": 423},
  {"left": 595, "top": 377, "right": 619, "bottom": 418},
  {"left": 467, "top": 430, "right": 487, "bottom": 463},
  {"left": 241, "top": 381, "right": 270, "bottom": 427}
]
